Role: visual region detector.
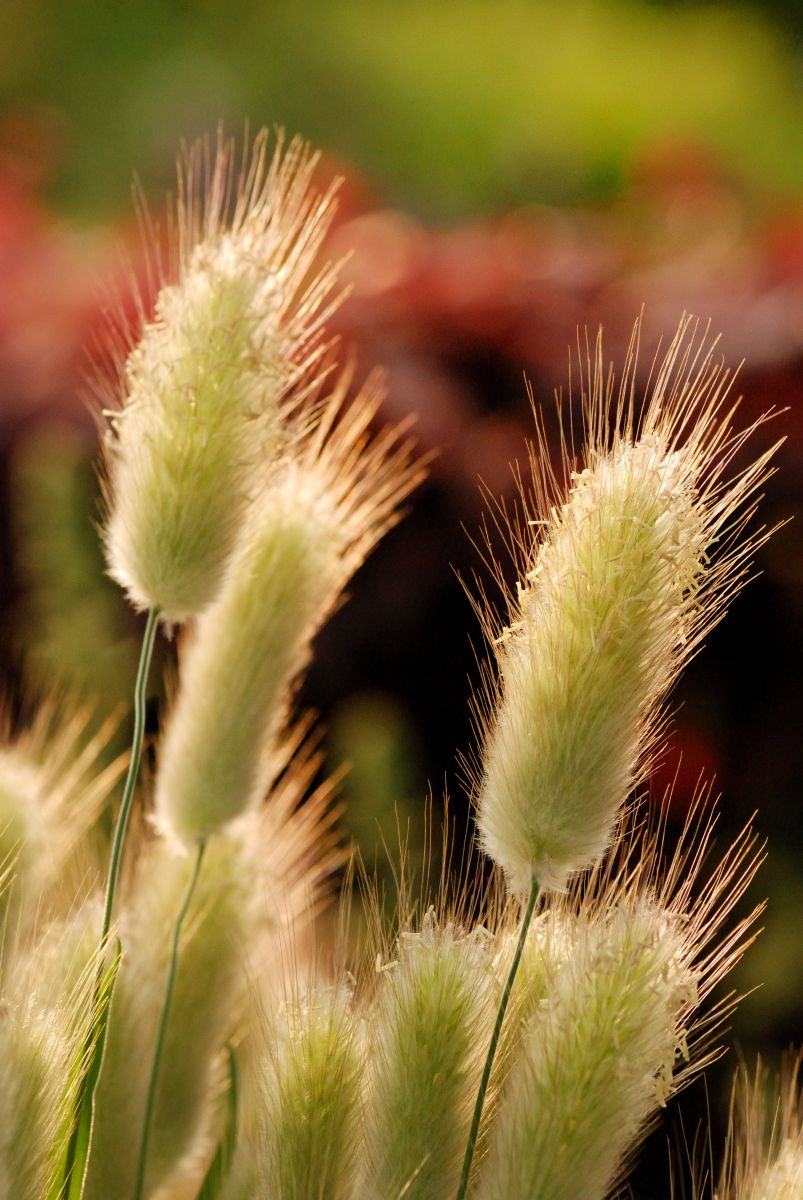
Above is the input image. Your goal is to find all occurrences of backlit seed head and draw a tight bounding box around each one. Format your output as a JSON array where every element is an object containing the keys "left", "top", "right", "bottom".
[
  {"left": 154, "top": 370, "right": 421, "bottom": 845},
  {"left": 474, "top": 316, "right": 779, "bottom": 893},
  {"left": 101, "top": 129, "right": 341, "bottom": 622}
]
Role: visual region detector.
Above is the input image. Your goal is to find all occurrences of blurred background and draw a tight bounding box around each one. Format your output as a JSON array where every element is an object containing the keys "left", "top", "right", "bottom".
[{"left": 0, "top": 0, "right": 801, "bottom": 1191}]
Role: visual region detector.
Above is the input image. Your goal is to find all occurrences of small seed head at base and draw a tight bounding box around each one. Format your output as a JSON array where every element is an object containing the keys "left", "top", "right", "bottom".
[
  {"left": 259, "top": 986, "right": 361, "bottom": 1200},
  {"left": 361, "top": 914, "right": 496, "bottom": 1200},
  {"left": 475, "top": 898, "right": 695, "bottom": 1200},
  {"left": 83, "top": 836, "right": 253, "bottom": 1200},
  {"left": 475, "top": 316, "right": 778, "bottom": 894},
  {"left": 101, "top": 130, "right": 340, "bottom": 622}
]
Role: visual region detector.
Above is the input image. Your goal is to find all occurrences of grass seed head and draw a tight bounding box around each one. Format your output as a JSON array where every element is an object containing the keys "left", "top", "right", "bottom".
[
  {"left": 474, "top": 315, "right": 779, "bottom": 894},
  {"left": 101, "top": 129, "right": 341, "bottom": 622}
]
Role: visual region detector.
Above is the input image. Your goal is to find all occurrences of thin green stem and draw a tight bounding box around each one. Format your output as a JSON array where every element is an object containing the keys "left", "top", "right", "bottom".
[
  {"left": 133, "top": 837, "right": 207, "bottom": 1200},
  {"left": 58, "top": 607, "right": 160, "bottom": 1199},
  {"left": 101, "top": 605, "right": 160, "bottom": 947},
  {"left": 455, "top": 872, "right": 539, "bottom": 1200}
]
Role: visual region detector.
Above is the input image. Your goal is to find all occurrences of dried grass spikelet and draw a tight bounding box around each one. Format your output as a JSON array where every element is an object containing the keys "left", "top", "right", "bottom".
[
  {"left": 84, "top": 722, "right": 343, "bottom": 1199},
  {"left": 473, "top": 316, "right": 779, "bottom": 894},
  {"left": 474, "top": 794, "right": 764, "bottom": 1200},
  {"left": 155, "top": 369, "right": 420, "bottom": 846},
  {"left": 359, "top": 911, "right": 497, "bottom": 1200},
  {"left": 715, "top": 1053, "right": 803, "bottom": 1199},
  {"left": 0, "top": 701, "right": 124, "bottom": 930},
  {"left": 101, "top": 128, "right": 342, "bottom": 622}
]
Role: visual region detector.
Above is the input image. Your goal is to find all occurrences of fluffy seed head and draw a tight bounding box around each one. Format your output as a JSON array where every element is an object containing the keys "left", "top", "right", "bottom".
[
  {"left": 475, "top": 795, "right": 764, "bottom": 1200},
  {"left": 360, "top": 913, "right": 496, "bottom": 1200},
  {"left": 101, "top": 129, "right": 341, "bottom": 621},
  {"left": 155, "top": 370, "right": 420, "bottom": 845},
  {"left": 83, "top": 836, "right": 254, "bottom": 1200},
  {"left": 474, "top": 316, "right": 779, "bottom": 893},
  {"left": 258, "top": 985, "right": 361, "bottom": 1199}
]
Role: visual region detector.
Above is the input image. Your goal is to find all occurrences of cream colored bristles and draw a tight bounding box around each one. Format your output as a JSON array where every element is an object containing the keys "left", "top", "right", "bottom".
[
  {"left": 0, "top": 702, "right": 123, "bottom": 929},
  {"left": 359, "top": 914, "right": 496, "bottom": 1200},
  {"left": 715, "top": 1054, "right": 803, "bottom": 1199},
  {"left": 474, "top": 315, "right": 780, "bottom": 894},
  {"left": 102, "top": 129, "right": 342, "bottom": 622}
]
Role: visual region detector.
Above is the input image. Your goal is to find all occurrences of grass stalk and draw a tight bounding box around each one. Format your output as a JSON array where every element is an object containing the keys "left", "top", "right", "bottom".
[
  {"left": 101, "top": 606, "right": 160, "bottom": 947},
  {"left": 455, "top": 872, "right": 539, "bottom": 1200},
  {"left": 57, "top": 607, "right": 159, "bottom": 1198},
  {"left": 133, "top": 837, "right": 207, "bottom": 1200}
]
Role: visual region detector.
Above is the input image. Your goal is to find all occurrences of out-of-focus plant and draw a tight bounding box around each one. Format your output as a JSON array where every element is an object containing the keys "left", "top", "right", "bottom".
[{"left": 0, "top": 127, "right": 797, "bottom": 1200}]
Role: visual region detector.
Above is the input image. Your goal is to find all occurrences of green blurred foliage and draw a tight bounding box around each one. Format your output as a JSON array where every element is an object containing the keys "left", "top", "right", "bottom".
[
  {"left": 328, "top": 692, "right": 427, "bottom": 879},
  {"left": 0, "top": 0, "right": 801, "bottom": 220},
  {"left": 11, "top": 424, "right": 141, "bottom": 709}
]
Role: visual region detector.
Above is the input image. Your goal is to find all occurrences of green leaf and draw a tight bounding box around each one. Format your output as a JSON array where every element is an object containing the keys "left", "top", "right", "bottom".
[
  {"left": 197, "top": 1044, "right": 239, "bottom": 1200},
  {"left": 49, "top": 941, "right": 123, "bottom": 1200}
]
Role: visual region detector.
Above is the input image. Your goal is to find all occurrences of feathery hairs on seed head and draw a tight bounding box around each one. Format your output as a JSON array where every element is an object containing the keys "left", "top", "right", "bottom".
[
  {"left": 0, "top": 903, "right": 102, "bottom": 1200},
  {"left": 155, "top": 367, "right": 422, "bottom": 846},
  {"left": 100, "top": 127, "right": 343, "bottom": 623},
  {"left": 714, "top": 1052, "right": 803, "bottom": 1199},
  {"left": 251, "top": 981, "right": 362, "bottom": 1199},
  {"left": 361, "top": 909, "right": 498, "bottom": 1200},
  {"left": 472, "top": 314, "right": 780, "bottom": 895},
  {"left": 0, "top": 698, "right": 124, "bottom": 930},
  {"left": 474, "top": 790, "right": 764, "bottom": 1200}
]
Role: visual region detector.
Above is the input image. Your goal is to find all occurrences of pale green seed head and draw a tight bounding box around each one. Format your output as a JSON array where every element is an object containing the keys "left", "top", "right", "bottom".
[
  {"left": 102, "top": 131, "right": 339, "bottom": 622},
  {"left": 476, "top": 319, "right": 777, "bottom": 894},
  {"left": 0, "top": 751, "right": 46, "bottom": 904},
  {"left": 0, "top": 1004, "right": 72, "bottom": 1199},
  {"left": 258, "top": 987, "right": 361, "bottom": 1200},
  {"left": 154, "top": 465, "right": 346, "bottom": 845},
  {"left": 155, "top": 375, "right": 420, "bottom": 846},
  {"left": 715, "top": 1054, "right": 803, "bottom": 1200},
  {"left": 0, "top": 708, "right": 122, "bottom": 930},
  {"left": 748, "top": 1141, "right": 803, "bottom": 1200},
  {"left": 0, "top": 929, "right": 85, "bottom": 1200},
  {"left": 476, "top": 899, "right": 696, "bottom": 1200},
  {"left": 360, "top": 914, "right": 496, "bottom": 1200}
]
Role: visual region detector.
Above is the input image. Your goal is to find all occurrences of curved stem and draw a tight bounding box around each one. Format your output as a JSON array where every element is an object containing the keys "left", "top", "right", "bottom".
[
  {"left": 133, "top": 837, "right": 207, "bottom": 1200},
  {"left": 101, "top": 605, "right": 160, "bottom": 947},
  {"left": 57, "top": 607, "right": 160, "bottom": 1200},
  {"left": 455, "top": 873, "right": 539, "bottom": 1200}
]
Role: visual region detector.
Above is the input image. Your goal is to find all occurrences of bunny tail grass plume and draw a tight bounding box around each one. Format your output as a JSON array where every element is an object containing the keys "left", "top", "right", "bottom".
[
  {"left": 715, "top": 1053, "right": 803, "bottom": 1199},
  {"left": 360, "top": 912, "right": 496, "bottom": 1200},
  {"left": 155, "top": 370, "right": 420, "bottom": 845},
  {"left": 474, "top": 315, "right": 779, "bottom": 895},
  {"left": 474, "top": 796, "right": 764, "bottom": 1200},
  {"left": 253, "top": 985, "right": 361, "bottom": 1199},
  {"left": 0, "top": 701, "right": 123, "bottom": 929},
  {"left": 102, "top": 128, "right": 341, "bottom": 622}
]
